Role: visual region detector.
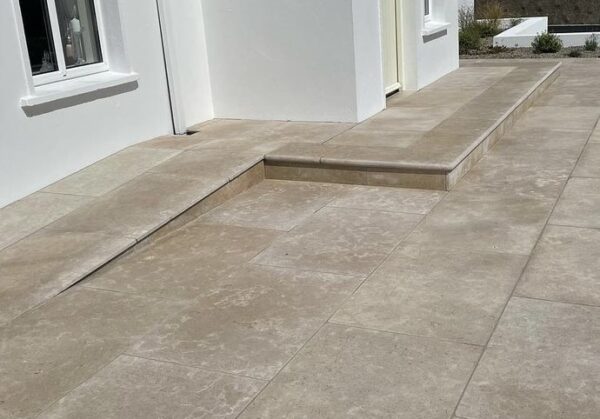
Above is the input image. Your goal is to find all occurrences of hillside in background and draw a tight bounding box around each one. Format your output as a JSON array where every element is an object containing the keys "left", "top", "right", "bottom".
[{"left": 475, "top": 0, "right": 600, "bottom": 24}]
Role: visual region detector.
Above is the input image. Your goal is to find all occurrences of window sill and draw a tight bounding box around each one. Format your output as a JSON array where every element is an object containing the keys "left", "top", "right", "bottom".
[
  {"left": 20, "top": 71, "right": 139, "bottom": 109},
  {"left": 422, "top": 21, "right": 451, "bottom": 37}
]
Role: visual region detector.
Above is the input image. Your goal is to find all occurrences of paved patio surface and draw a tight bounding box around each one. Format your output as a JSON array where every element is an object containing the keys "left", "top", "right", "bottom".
[{"left": 1, "top": 60, "right": 600, "bottom": 418}]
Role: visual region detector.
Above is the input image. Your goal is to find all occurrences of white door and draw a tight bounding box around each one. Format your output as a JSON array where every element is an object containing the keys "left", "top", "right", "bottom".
[{"left": 381, "top": 0, "right": 401, "bottom": 94}]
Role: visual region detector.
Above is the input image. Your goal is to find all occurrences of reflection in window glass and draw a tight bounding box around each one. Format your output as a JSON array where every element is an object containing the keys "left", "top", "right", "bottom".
[
  {"left": 19, "top": 0, "right": 58, "bottom": 75},
  {"left": 54, "top": 0, "right": 103, "bottom": 68}
]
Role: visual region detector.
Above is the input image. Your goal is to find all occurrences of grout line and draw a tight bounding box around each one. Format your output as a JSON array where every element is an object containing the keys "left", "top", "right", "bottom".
[
  {"left": 450, "top": 92, "right": 600, "bottom": 418},
  {"left": 511, "top": 294, "right": 600, "bottom": 310}
]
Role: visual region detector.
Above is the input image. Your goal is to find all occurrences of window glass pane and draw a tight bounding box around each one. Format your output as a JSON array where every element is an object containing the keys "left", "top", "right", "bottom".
[
  {"left": 424, "top": 0, "right": 430, "bottom": 16},
  {"left": 19, "top": 0, "right": 59, "bottom": 75},
  {"left": 54, "top": 0, "right": 103, "bottom": 68}
]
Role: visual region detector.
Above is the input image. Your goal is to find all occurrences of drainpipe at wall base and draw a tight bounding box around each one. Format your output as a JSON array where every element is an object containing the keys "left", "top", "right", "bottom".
[{"left": 155, "top": 0, "right": 187, "bottom": 135}]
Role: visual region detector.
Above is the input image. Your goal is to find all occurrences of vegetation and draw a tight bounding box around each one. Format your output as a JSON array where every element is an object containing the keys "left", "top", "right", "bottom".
[
  {"left": 584, "top": 34, "right": 598, "bottom": 51},
  {"left": 458, "top": 3, "right": 505, "bottom": 55},
  {"left": 568, "top": 49, "right": 582, "bottom": 57},
  {"left": 459, "top": 26, "right": 482, "bottom": 54},
  {"left": 510, "top": 18, "right": 524, "bottom": 28},
  {"left": 531, "top": 32, "right": 563, "bottom": 54},
  {"left": 476, "top": 1, "right": 504, "bottom": 37}
]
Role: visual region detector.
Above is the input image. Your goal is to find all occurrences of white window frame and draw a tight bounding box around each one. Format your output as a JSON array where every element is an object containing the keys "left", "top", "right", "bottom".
[
  {"left": 22, "top": 0, "right": 109, "bottom": 87},
  {"left": 424, "top": 0, "right": 432, "bottom": 22}
]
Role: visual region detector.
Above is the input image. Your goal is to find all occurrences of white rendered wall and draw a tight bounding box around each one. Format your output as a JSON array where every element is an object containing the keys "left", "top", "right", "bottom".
[
  {"left": 159, "top": 0, "right": 213, "bottom": 131},
  {"left": 0, "top": 0, "right": 174, "bottom": 208},
  {"left": 401, "top": 0, "right": 459, "bottom": 90},
  {"left": 201, "top": 0, "right": 385, "bottom": 123}
]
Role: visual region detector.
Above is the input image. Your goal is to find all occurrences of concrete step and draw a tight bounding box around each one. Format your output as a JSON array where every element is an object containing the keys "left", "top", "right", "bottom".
[{"left": 265, "top": 61, "right": 562, "bottom": 191}]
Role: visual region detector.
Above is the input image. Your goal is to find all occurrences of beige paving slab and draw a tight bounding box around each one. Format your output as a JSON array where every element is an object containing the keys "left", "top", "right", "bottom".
[
  {"left": 0, "top": 192, "right": 92, "bottom": 251},
  {"left": 406, "top": 190, "right": 554, "bottom": 255},
  {"left": 354, "top": 107, "right": 454, "bottom": 132},
  {"left": 0, "top": 229, "right": 134, "bottom": 325},
  {"left": 0, "top": 287, "right": 184, "bottom": 419},
  {"left": 591, "top": 125, "right": 600, "bottom": 143},
  {"left": 454, "top": 133, "right": 582, "bottom": 198},
  {"left": 85, "top": 223, "right": 279, "bottom": 301},
  {"left": 189, "top": 119, "right": 353, "bottom": 143},
  {"left": 331, "top": 245, "right": 528, "bottom": 345},
  {"left": 43, "top": 147, "right": 180, "bottom": 197},
  {"left": 240, "top": 324, "right": 481, "bottom": 419},
  {"left": 457, "top": 297, "right": 600, "bottom": 419},
  {"left": 518, "top": 106, "right": 600, "bottom": 132},
  {"left": 573, "top": 143, "right": 600, "bottom": 178},
  {"left": 134, "top": 134, "right": 212, "bottom": 150},
  {"left": 516, "top": 225, "right": 600, "bottom": 307},
  {"left": 550, "top": 177, "right": 600, "bottom": 229},
  {"left": 328, "top": 184, "right": 446, "bottom": 214},
  {"left": 129, "top": 264, "right": 361, "bottom": 380},
  {"left": 148, "top": 148, "right": 263, "bottom": 181},
  {"left": 326, "top": 128, "right": 424, "bottom": 148},
  {"left": 39, "top": 355, "right": 264, "bottom": 419},
  {"left": 252, "top": 206, "right": 422, "bottom": 275},
  {"left": 47, "top": 172, "right": 223, "bottom": 240},
  {"left": 189, "top": 137, "right": 289, "bottom": 155},
  {"left": 200, "top": 180, "right": 341, "bottom": 231}
]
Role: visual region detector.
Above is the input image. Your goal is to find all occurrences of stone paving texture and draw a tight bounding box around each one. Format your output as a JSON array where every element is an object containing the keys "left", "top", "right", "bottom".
[{"left": 1, "top": 60, "right": 600, "bottom": 418}]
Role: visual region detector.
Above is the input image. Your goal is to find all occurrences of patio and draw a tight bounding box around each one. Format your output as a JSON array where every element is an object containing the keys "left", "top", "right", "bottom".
[{"left": 1, "top": 60, "right": 600, "bottom": 418}]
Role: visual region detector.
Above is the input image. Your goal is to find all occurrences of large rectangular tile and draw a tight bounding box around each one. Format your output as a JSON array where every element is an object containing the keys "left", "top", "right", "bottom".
[
  {"left": 573, "top": 143, "right": 600, "bottom": 178},
  {"left": 47, "top": 173, "right": 223, "bottom": 240},
  {"left": 550, "top": 177, "right": 600, "bottom": 229},
  {"left": 516, "top": 225, "right": 600, "bottom": 307},
  {"left": 354, "top": 107, "right": 453, "bottom": 132},
  {"left": 148, "top": 148, "right": 263, "bottom": 181},
  {"left": 129, "top": 265, "right": 361, "bottom": 380},
  {"left": 406, "top": 190, "right": 554, "bottom": 255},
  {"left": 189, "top": 119, "right": 353, "bottom": 143},
  {"left": 0, "top": 287, "right": 184, "bottom": 419},
  {"left": 457, "top": 297, "right": 600, "bottom": 419},
  {"left": 518, "top": 106, "right": 600, "bottom": 132},
  {"left": 252, "top": 206, "right": 422, "bottom": 275},
  {"left": 0, "top": 229, "right": 134, "bottom": 325},
  {"left": 240, "top": 324, "right": 481, "bottom": 418},
  {"left": 328, "top": 185, "right": 446, "bottom": 214},
  {"left": 86, "top": 223, "right": 280, "bottom": 301},
  {"left": 326, "top": 128, "right": 424, "bottom": 148},
  {"left": 332, "top": 245, "right": 528, "bottom": 345},
  {"left": 0, "top": 192, "right": 92, "bottom": 251},
  {"left": 200, "top": 180, "right": 341, "bottom": 231},
  {"left": 43, "top": 147, "right": 180, "bottom": 197},
  {"left": 39, "top": 355, "right": 264, "bottom": 419}
]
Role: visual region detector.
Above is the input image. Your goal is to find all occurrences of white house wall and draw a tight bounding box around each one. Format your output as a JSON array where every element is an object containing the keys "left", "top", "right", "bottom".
[
  {"left": 201, "top": 0, "right": 385, "bottom": 123},
  {"left": 0, "top": 0, "right": 174, "bottom": 208},
  {"left": 401, "top": 0, "right": 459, "bottom": 91},
  {"left": 158, "top": 0, "right": 214, "bottom": 132}
]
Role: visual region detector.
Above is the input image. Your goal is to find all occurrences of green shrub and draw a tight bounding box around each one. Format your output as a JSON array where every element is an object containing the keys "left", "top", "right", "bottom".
[
  {"left": 568, "top": 49, "right": 582, "bottom": 58},
  {"left": 585, "top": 34, "right": 598, "bottom": 51},
  {"left": 460, "top": 27, "right": 482, "bottom": 54},
  {"left": 531, "top": 32, "right": 563, "bottom": 53}
]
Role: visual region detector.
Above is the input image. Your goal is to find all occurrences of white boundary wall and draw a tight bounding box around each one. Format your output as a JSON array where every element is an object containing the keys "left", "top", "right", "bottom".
[{"left": 494, "top": 17, "right": 599, "bottom": 48}]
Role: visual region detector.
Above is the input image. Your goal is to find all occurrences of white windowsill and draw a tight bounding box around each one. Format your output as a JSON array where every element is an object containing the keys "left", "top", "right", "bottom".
[
  {"left": 20, "top": 71, "right": 139, "bottom": 108},
  {"left": 422, "top": 21, "right": 451, "bottom": 36}
]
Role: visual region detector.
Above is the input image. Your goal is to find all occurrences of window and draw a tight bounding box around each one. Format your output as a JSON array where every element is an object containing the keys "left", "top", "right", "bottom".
[
  {"left": 19, "top": 0, "right": 106, "bottom": 85},
  {"left": 424, "top": 0, "right": 431, "bottom": 21}
]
